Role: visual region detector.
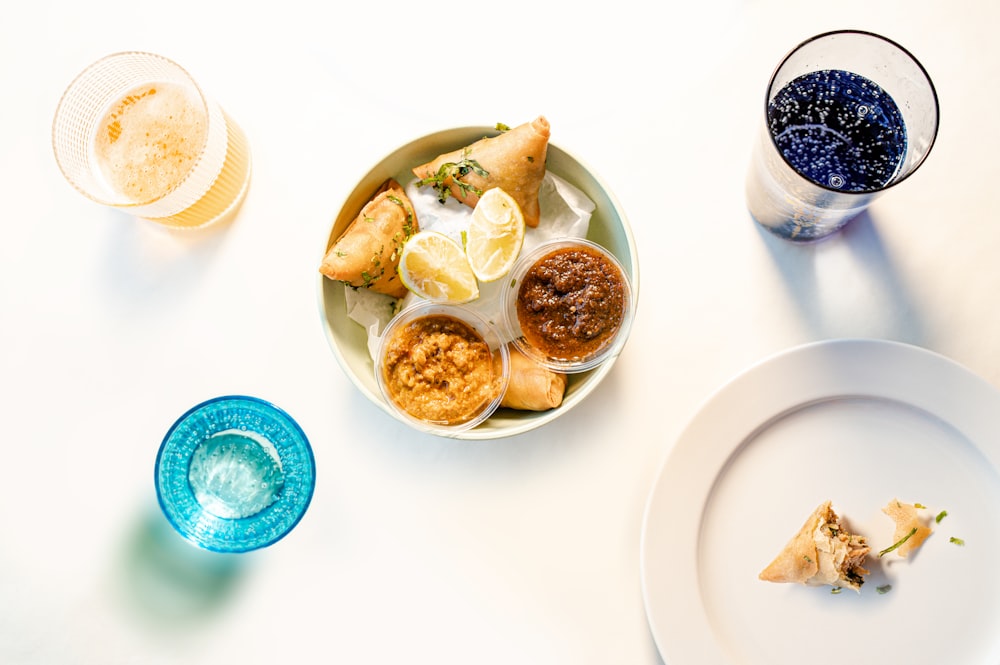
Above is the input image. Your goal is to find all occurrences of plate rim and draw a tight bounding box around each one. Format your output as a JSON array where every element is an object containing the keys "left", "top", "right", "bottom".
[
  {"left": 638, "top": 337, "right": 1000, "bottom": 663},
  {"left": 314, "top": 124, "right": 640, "bottom": 440}
]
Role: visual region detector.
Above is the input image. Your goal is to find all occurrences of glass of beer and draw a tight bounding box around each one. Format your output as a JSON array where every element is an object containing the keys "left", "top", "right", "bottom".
[{"left": 52, "top": 52, "right": 252, "bottom": 229}]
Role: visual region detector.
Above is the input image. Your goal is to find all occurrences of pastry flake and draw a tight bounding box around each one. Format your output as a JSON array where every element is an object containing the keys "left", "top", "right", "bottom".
[{"left": 880, "top": 499, "right": 933, "bottom": 558}]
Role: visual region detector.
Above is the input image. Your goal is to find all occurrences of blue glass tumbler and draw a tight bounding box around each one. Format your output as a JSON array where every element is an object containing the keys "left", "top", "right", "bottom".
[{"left": 155, "top": 396, "right": 316, "bottom": 552}]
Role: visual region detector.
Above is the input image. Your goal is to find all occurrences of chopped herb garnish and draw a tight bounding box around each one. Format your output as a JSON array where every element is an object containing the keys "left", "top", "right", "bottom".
[
  {"left": 935, "top": 510, "right": 948, "bottom": 523},
  {"left": 914, "top": 503, "right": 927, "bottom": 509},
  {"left": 830, "top": 587, "right": 842, "bottom": 594},
  {"left": 949, "top": 537, "right": 965, "bottom": 546},
  {"left": 460, "top": 230, "right": 467, "bottom": 249},
  {"left": 386, "top": 194, "right": 415, "bottom": 237},
  {"left": 414, "top": 148, "right": 488, "bottom": 203},
  {"left": 803, "top": 555, "right": 813, "bottom": 563},
  {"left": 879, "top": 527, "right": 918, "bottom": 557},
  {"left": 876, "top": 584, "right": 892, "bottom": 595},
  {"left": 495, "top": 122, "right": 510, "bottom": 131}
]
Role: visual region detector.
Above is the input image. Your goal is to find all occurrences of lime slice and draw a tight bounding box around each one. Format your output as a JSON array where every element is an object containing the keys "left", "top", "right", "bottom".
[
  {"left": 398, "top": 230, "right": 480, "bottom": 303},
  {"left": 466, "top": 187, "right": 526, "bottom": 282}
]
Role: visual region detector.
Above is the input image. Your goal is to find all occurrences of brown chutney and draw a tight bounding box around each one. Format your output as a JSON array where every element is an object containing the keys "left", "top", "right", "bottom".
[
  {"left": 515, "top": 245, "right": 626, "bottom": 362},
  {"left": 380, "top": 314, "right": 499, "bottom": 425}
]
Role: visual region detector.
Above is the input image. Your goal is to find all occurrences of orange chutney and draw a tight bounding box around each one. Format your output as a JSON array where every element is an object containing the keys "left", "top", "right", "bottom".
[{"left": 381, "top": 314, "right": 499, "bottom": 425}]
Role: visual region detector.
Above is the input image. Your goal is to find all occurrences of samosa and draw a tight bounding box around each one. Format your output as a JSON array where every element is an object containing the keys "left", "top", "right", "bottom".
[
  {"left": 759, "top": 501, "right": 871, "bottom": 592},
  {"left": 412, "top": 116, "right": 550, "bottom": 227},
  {"left": 319, "top": 179, "right": 417, "bottom": 298},
  {"left": 500, "top": 347, "right": 567, "bottom": 411}
]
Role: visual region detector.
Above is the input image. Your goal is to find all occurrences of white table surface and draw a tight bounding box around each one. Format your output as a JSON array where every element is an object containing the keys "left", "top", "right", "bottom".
[{"left": 2, "top": 1, "right": 998, "bottom": 663}]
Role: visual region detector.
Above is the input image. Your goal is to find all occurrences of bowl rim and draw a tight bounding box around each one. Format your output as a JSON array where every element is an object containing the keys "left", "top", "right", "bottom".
[{"left": 315, "top": 124, "right": 640, "bottom": 440}]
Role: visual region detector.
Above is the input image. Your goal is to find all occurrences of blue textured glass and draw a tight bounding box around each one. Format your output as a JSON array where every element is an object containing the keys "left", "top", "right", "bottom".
[{"left": 155, "top": 396, "right": 316, "bottom": 553}]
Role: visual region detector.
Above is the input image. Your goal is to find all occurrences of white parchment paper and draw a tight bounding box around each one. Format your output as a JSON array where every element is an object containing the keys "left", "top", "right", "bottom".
[{"left": 344, "top": 172, "right": 596, "bottom": 360}]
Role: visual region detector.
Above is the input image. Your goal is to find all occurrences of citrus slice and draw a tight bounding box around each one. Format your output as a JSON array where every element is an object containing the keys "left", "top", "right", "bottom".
[
  {"left": 398, "top": 230, "right": 480, "bottom": 303},
  {"left": 466, "top": 187, "right": 526, "bottom": 282}
]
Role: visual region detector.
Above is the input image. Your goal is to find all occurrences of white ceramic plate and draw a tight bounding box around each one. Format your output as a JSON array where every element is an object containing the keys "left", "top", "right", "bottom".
[
  {"left": 317, "top": 126, "right": 638, "bottom": 440},
  {"left": 640, "top": 339, "right": 1000, "bottom": 665}
]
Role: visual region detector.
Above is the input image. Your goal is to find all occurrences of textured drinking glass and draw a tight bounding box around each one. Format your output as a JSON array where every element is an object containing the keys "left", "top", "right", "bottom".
[
  {"left": 746, "top": 30, "right": 938, "bottom": 241},
  {"left": 52, "top": 52, "right": 252, "bottom": 229},
  {"left": 155, "top": 396, "right": 315, "bottom": 552}
]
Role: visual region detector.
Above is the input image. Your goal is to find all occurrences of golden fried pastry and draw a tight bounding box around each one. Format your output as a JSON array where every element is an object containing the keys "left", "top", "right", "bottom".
[
  {"left": 412, "top": 116, "right": 550, "bottom": 228},
  {"left": 759, "top": 501, "right": 871, "bottom": 592},
  {"left": 500, "top": 347, "right": 567, "bottom": 411},
  {"left": 320, "top": 179, "right": 417, "bottom": 298}
]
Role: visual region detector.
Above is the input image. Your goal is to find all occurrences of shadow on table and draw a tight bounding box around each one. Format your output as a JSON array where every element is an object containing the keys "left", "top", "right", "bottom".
[
  {"left": 99, "top": 207, "right": 238, "bottom": 315},
  {"left": 754, "top": 210, "right": 927, "bottom": 345},
  {"left": 115, "top": 505, "right": 247, "bottom": 633}
]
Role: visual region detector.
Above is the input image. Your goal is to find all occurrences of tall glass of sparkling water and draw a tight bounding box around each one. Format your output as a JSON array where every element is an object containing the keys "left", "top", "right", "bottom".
[
  {"left": 746, "top": 30, "right": 938, "bottom": 241},
  {"left": 52, "top": 52, "right": 251, "bottom": 229}
]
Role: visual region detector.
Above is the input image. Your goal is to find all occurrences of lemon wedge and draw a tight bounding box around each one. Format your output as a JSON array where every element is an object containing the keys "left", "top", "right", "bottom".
[
  {"left": 398, "top": 230, "right": 480, "bottom": 303},
  {"left": 466, "top": 187, "right": 526, "bottom": 282}
]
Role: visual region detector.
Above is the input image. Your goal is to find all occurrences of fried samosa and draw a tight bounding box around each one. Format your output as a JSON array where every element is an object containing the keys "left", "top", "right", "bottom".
[
  {"left": 320, "top": 179, "right": 417, "bottom": 298},
  {"left": 412, "top": 116, "right": 550, "bottom": 228},
  {"left": 759, "top": 501, "right": 871, "bottom": 592},
  {"left": 500, "top": 347, "right": 567, "bottom": 411}
]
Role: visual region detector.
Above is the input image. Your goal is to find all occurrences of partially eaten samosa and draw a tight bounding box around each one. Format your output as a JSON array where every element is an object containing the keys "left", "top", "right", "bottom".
[
  {"left": 320, "top": 179, "right": 417, "bottom": 298},
  {"left": 412, "top": 116, "right": 550, "bottom": 228},
  {"left": 759, "top": 501, "right": 871, "bottom": 592}
]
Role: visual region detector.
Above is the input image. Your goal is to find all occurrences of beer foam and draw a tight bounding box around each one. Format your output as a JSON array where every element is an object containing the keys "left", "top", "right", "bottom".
[{"left": 94, "top": 81, "right": 208, "bottom": 203}]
